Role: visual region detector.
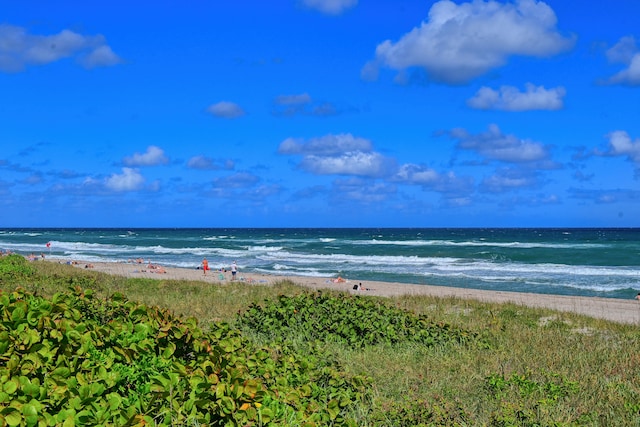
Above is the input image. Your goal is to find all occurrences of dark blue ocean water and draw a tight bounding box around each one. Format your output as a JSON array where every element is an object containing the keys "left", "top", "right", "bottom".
[{"left": 1, "top": 228, "right": 639, "bottom": 299}]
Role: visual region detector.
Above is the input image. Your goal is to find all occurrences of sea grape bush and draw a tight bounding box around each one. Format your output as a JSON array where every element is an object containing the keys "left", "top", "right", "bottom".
[
  {"left": 0, "top": 287, "right": 370, "bottom": 426},
  {"left": 237, "top": 291, "right": 478, "bottom": 349}
]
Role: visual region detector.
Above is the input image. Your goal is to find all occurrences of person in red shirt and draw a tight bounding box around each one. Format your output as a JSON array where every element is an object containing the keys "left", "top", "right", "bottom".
[{"left": 202, "top": 258, "right": 209, "bottom": 276}]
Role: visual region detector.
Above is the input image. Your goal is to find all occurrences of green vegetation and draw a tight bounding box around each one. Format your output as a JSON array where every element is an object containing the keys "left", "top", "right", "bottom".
[{"left": 1, "top": 254, "right": 640, "bottom": 426}]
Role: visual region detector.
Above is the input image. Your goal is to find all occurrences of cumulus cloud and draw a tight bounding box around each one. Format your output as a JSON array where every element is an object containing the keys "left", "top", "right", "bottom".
[
  {"left": 450, "top": 124, "right": 551, "bottom": 163},
  {"left": 331, "top": 178, "right": 396, "bottom": 203},
  {"left": 272, "top": 93, "right": 338, "bottom": 117},
  {"left": 79, "top": 45, "right": 123, "bottom": 69},
  {"left": 606, "top": 36, "right": 637, "bottom": 64},
  {"left": 480, "top": 168, "right": 539, "bottom": 193},
  {"left": 597, "top": 130, "right": 640, "bottom": 163},
  {"left": 605, "top": 36, "right": 640, "bottom": 86},
  {"left": 467, "top": 83, "right": 566, "bottom": 111},
  {"left": 300, "top": 151, "right": 392, "bottom": 176},
  {"left": 279, "top": 133, "right": 372, "bottom": 155},
  {"left": 364, "top": 0, "right": 575, "bottom": 84},
  {"left": 301, "top": 0, "right": 357, "bottom": 15},
  {"left": 187, "top": 155, "right": 235, "bottom": 170},
  {"left": 0, "top": 24, "right": 122, "bottom": 72},
  {"left": 105, "top": 168, "right": 144, "bottom": 192},
  {"left": 394, "top": 164, "right": 474, "bottom": 194},
  {"left": 279, "top": 133, "right": 394, "bottom": 177},
  {"left": 207, "top": 101, "right": 246, "bottom": 119},
  {"left": 123, "top": 146, "right": 169, "bottom": 167}
]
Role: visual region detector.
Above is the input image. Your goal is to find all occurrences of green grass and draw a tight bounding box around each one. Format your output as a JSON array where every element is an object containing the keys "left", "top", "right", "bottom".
[{"left": 2, "top": 257, "right": 640, "bottom": 426}]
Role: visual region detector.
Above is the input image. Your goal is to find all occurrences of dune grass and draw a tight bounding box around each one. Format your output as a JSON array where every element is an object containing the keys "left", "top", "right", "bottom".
[{"left": 3, "top": 259, "right": 640, "bottom": 425}]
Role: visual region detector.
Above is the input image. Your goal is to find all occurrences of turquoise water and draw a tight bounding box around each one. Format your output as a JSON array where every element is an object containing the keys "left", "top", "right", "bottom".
[{"left": 1, "top": 228, "right": 639, "bottom": 299}]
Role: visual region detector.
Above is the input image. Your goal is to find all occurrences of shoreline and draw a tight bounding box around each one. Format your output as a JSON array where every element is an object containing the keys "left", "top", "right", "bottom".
[{"left": 57, "top": 259, "right": 640, "bottom": 325}]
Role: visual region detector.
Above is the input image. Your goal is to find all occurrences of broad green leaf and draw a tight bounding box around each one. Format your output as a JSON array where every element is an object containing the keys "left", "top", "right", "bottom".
[
  {"left": 107, "top": 393, "right": 122, "bottom": 411},
  {"left": 259, "top": 407, "right": 273, "bottom": 424},
  {"left": 23, "top": 403, "right": 38, "bottom": 427},
  {"left": 162, "top": 341, "right": 176, "bottom": 359},
  {"left": 4, "top": 408, "right": 21, "bottom": 427},
  {"left": 62, "top": 415, "right": 75, "bottom": 427},
  {"left": 52, "top": 367, "right": 71, "bottom": 379},
  {"left": 90, "top": 382, "right": 105, "bottom": 397},
  {"left": 3, "top": 380, "right": 18, "bottom": 394},
  {"left": 219, "top": 396, "right": 236, "bottom": 414},
  {"left": 11, "top": 306, "right": 26, "bottom": 323}
]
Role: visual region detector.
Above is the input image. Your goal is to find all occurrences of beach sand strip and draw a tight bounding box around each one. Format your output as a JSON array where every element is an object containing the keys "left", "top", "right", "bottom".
[{"left": 62, "top": 260, "right": 640, "bottom": 325}]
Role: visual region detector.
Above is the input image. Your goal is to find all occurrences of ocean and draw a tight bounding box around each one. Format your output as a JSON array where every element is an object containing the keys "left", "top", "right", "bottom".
[{"left": 1, "top": 228, "right": 639, "bottom": 299}]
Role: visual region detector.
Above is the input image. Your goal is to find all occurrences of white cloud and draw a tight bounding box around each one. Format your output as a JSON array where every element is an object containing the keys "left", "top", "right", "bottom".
[
  {"left": 451, "top": 124, "right": 550, "bottom": 163},
  {"left": 278, "top": 133, "right": 372, "bottom": 155},
  {"left": 605, "top": 36, "right": 640, "bottom": 86},
  {"left": 279, "top": 133, "right": 394, "bottom": 177},
  {"left": 0, "top": 24, "right": 122, "bottom": 72},
  {"left": 301, "top": 0, "right": 357, "bottom": 15},
  {"left": 80, "top": 45, "right": 123, "bottom": 69},
  {"left": 394, "top": 164, "right": 474, "bottom": 194},
  {"left": 480, "top": 168, "right": 538, "bottom": 193},
  {"left": 366, "top": 0, "right": 575, "bottom": 84},
  {"left": 300, "top": 151, "right": 391, "bottom": 176},
  {"left": 272, "top": 93, "right": 338, "bottom": 117},
  {"left": 608, "top": 56, "right": 640, "bottom": 86},
  {"left": 599, "top": 131, "right": 640, "bottom": 163},
  {"left": 123, "top": 146, "right": 169, "bottom": 167},
  {"left": 467, "top": 83, "right": 565, "bottom": 111},
  {"left": 395, "top": 164, "right": 440, "bottom": 185},
  {"left": 331, "top": 178, "right": 396, "bottom": 203},
  {"left": 207, "top": 101, "right": 246, "bottom": 119},
  {"left": 606, "top": 36, "right": 637, "bottom": 64},
  {"left": 105, "top": 168, "right": 144, "bottom": 192},
  {"left": 187, "top": 155, "right": 234, "bottom": 170}
]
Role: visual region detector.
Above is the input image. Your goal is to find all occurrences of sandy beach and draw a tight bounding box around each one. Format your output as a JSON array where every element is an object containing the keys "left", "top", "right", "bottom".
[{"left": 65, "top": 260, "right": 640, "bottom": 325}]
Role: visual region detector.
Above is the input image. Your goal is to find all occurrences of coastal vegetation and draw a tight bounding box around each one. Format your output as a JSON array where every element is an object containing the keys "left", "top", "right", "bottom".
[{"left": 1, "top": 255, "right": 639, "bottom": 426}]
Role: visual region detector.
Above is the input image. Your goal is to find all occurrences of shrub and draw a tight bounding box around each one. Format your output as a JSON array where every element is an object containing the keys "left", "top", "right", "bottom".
[
  {"left": 237, "top": 290, "right": 478, "bottom": 349},
  {"left": 0, "top": 287, "right": 371, "bottom": 426}
]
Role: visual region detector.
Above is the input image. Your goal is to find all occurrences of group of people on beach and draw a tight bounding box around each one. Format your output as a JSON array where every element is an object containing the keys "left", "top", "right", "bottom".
[{"left": 201, "top": 258, "right": 238, "bottom": 280}]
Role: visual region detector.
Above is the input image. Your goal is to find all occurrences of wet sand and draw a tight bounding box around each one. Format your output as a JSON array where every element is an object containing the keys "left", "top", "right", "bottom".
[{"left": 66, "top": 260, "right": 640, "bottom": 325}]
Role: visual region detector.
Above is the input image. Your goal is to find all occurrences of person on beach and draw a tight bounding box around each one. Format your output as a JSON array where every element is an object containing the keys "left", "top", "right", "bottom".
[
  {"left": 231, "top": 261, "right": 238, "bottom": 281},
  {"left": 635, "top": 292, "right": 640, "bottom": 301},
  {"left": 202, "top": 258, "right": 209, "bottom": 276},
  {"left": 354, "top": 282, "right": 371, "bottom": 291}
]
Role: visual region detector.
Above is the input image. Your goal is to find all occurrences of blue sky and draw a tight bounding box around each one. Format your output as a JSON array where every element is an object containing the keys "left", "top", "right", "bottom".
[{"left": 2, "top": 0, "right": 640, "bottom": 228}]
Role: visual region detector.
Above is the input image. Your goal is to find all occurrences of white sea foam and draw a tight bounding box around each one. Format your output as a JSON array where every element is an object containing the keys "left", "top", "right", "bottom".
[{"left": 350, "top": 239, "right": 606, "bottom": 249}]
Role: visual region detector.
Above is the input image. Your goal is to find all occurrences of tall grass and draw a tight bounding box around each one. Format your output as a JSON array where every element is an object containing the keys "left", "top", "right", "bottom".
[{"left": 5, "top": 260, "right": 640, "bottom": 425}]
